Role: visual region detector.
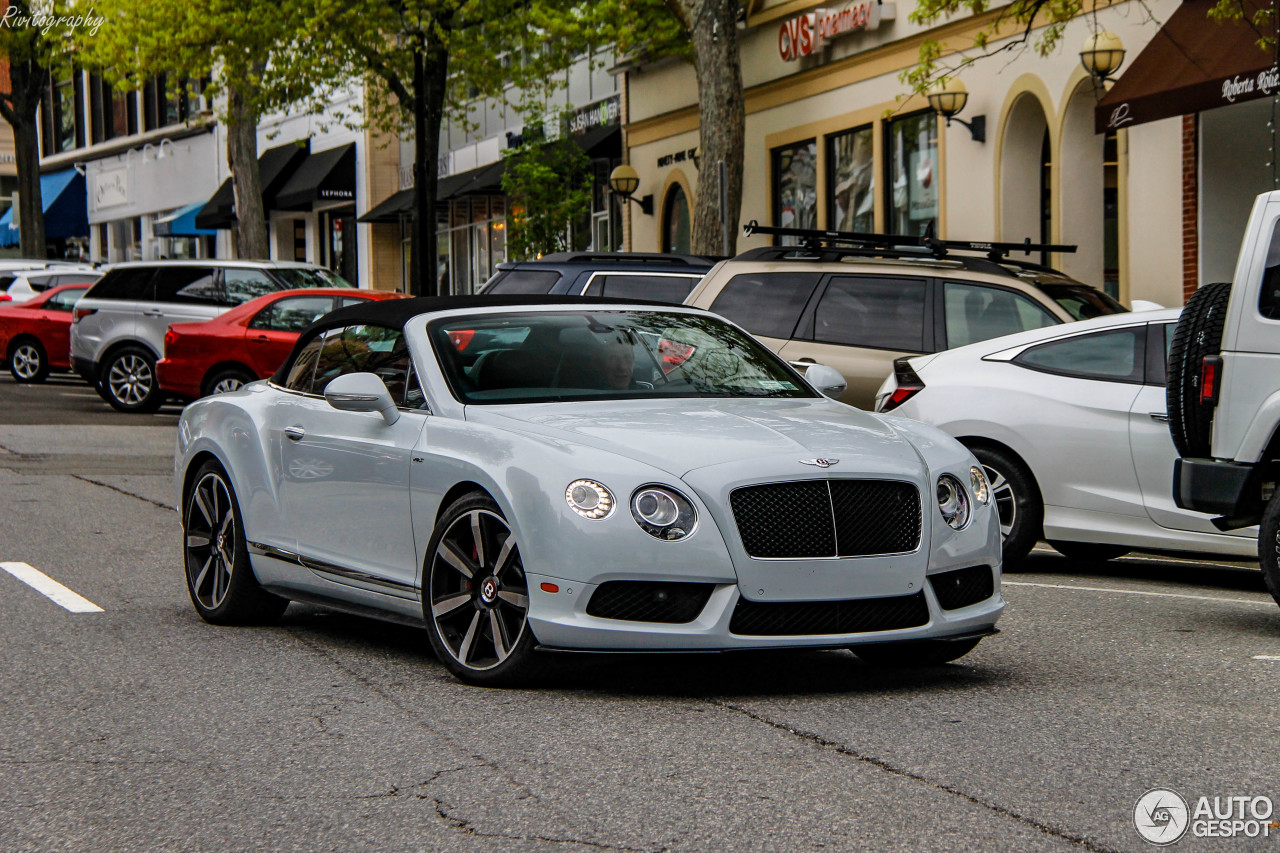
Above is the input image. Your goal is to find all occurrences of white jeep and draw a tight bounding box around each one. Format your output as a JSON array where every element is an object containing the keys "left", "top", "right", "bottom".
[{"left": 1170, "top": 190, "right": 1280, "bottom": 604}]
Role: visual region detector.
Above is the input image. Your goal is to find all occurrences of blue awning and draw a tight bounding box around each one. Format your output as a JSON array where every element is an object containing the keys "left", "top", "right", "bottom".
[
  {"left": 0, "top": 169, "right": 89, "bottom": 247},
  {"left": 153, "top": 201, "right": 216, "bottom": 237}
]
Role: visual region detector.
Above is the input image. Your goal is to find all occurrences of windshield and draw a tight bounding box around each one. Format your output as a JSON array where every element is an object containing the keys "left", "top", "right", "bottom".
[
  {"left": 273, "top": 268, "right": 354, "bottom": 289},
  {"left": 1036, "top": 282, "right": 1128, "bottom": 320},
  {"left": 429, "top": 310, "right": 816, "bottom": 404}
]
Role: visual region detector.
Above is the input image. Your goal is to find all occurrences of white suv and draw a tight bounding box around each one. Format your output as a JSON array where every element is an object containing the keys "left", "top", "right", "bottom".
[
  {"left": 70, "top": 260, "right": 353, "bottom": 412},
  {"left": 1170, "top": 190, "right": 1280, "bottom": 604}
]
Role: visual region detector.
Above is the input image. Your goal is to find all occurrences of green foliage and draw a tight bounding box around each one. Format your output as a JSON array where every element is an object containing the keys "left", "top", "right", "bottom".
[
  {"left": 500, "top": 123, "right": 593, "bottom": 260},
  {"left": 1208, "top": 0, "right": 1276, "bottom": 51}
]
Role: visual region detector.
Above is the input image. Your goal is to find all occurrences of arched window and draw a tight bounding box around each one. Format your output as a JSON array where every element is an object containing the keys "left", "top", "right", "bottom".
[{"left": 663, "top": 184, "right": 691, "bottom": 254}]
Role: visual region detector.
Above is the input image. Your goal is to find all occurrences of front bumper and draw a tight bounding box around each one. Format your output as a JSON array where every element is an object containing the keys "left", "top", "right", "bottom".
[{"left": 525, "top": 566, "right": 1003, "bottom": 651}]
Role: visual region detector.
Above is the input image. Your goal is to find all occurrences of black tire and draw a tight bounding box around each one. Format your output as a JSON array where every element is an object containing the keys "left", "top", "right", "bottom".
[
  {"left": 854, "top": 637, "right": 983, "bottom": 667},
  {"left": 182, "top": 460, "right": 288, "bottom": 625},
  {"left": 202, "top": 365, "right": 257, "bottom": 397},
  {"left": 423, "top": 492, "right": 544, "bottom": 687},
  {"left": 8, "top": 337, "right": 49, "bottom": 383},
  {"left": 1260, "top": 490, "right": 1280, "bottom": 609},
  {"left": 1167, "top": 281, "right": 1232, "bottom": 457},
  {"left": 100, "top": 345, "right": 164, "bottom": 413},
  {"left": 969, "top": 444, "right": 1042, "bottom": 572},
  {"left": 1048, "top": 540, "right": 1131, "bottom": 563}
]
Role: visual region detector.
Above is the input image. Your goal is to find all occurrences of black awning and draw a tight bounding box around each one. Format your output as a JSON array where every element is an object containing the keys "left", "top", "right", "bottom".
[
  {"left": 194, "top": 140, "right": 310, "bottom": 229},
  {"left": 274, "top": 143, "right": 356, "bottom": 210},
  {"left": 576, "top": 124, "right": 621, "bottom": 159},
  {"left": 358, "top": 187, "right": 414, "bottom": 224},
  {"left": 1096, "top": 0, "right": 1278, "bottom": 133}
]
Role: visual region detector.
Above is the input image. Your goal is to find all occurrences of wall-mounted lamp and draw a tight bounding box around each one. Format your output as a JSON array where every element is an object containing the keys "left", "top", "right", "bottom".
[
  {"left": 156, "top": 139, "right": 176, "bottom": 160},
  {"left": 1080, "top": 31, "right": 1126, "bottom": 83},
  {"left": 927, "top": 78, "right": 986, "bottom": 143},
  {"left": 142, "top": 142, "right": 158, "bottom": 162},
  {"left": 608, "top": 164, "right": 653, "bottom": 216}
]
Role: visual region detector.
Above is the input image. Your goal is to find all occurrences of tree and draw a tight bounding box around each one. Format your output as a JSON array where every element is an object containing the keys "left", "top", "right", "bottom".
[
  {"left": 79, "top": 0, "right": 332, "bottom": 259},
  {"left": 500, "top": 121, "right": 593, "bottom": 259}
]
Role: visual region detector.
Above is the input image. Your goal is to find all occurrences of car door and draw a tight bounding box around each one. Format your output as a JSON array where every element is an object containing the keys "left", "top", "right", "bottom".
[
  {"left": 940, "top": 281, "right": 1061, "bottom": 348},
  {"left": 36, "top": 287, "right": 87, "bottom": 363},
  {"left": 1128, "top": 320, "right": 1258, "bottom": 538},
  {"left": 244, "top": 294, "right": 337, "bottom": 377},
  {"left": 777, "top": 274, "right": 932, "bottom": 408},
  {"left": 276, "top": 323, "right": 427, "bottom": 598},
  {"left": 1009, "top": 325, "right": 1147, "bottom": 517},
  {"left": 137, "top": 266, "right": 223, "bottom": 356}
]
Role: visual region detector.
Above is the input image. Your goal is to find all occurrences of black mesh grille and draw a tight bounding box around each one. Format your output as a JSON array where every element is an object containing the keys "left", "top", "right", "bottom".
[
  {"left": 729, "top": 591, "right": 930, "bottom": 636},
  {"left": 729, "top": 479, "right": 921, "bottom": 559},
  {"left": 730, "top": 481, "right": 835, "bottom": 558},
  {"left": 928, "top": 565, "right": 994, "bottom": 611},
  {"left": 586, "top": 581, "right": 715, "bottom": 624}
]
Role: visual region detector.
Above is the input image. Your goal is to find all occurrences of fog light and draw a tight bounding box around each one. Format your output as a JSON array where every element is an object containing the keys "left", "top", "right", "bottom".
[
  {"left": 566, "top": 479, "right": 614, "bottom": 520},
  {"left": 937, "top": 474, "right": 971, "bottom": 530}
]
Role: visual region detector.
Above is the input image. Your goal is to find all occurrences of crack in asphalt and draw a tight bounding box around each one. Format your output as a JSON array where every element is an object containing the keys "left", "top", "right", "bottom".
[
  {"left": 428, "top": 796, "right": 661, "bottom": 853},
  {"left": 70, "top": 474, "right": 174, "bottom": 511},
  {"left": 707, "top": 699, "right": 1123, "bottom": 853}
]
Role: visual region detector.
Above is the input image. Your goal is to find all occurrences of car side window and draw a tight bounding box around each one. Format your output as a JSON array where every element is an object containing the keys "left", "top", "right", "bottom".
[
  {"left": 403, "top": 360, "right": 428, "bottom": 409},
  {"left": 582, "top": 274, "right": 701, "bottom": 304},
  {"left": 1015, "top": 326, "right": 1146, "bottom": 383},
  {"left": 90, "top": 268, "right": 155, "bottom": 300},
  {"left": 152, "top": 267, "right": 220, "bottom": 305},
  {"left": 709, "top": 273, "right": 822, "bottom": 339},
  {"left": 249, "top": 296, "right": 336, "bottom": 332},
  {"left": 283, "top": 334, "right": 325, "bottom": 392},
  {"left": 813, "top": 276, "right": 928, "bottom": 352},
  {"left": 944, "top": 282, "right": 1058, "bottom": 348},
  {"left": 338, "top": 296, "right": 371, "bottom": 308},
  {"left": 224, "top": 268, "right": 279, "bottom": 306},
  {"left": 1144, "top": 322, "right": 1175, "bottom": 386},
  {"left": 46, "top": 287, "right": 88, "bottom": 311},
  {"left": 309, "top": 324, "right": 410, "bottom": 397},
  {"left": 484, "top": 269, "right": 561, "bottom": 294}
]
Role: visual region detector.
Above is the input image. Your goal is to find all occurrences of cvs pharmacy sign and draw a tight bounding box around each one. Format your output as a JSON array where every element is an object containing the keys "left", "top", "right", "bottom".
[{"left": 778, "top": 0, "right": 893, "bottom": 62}]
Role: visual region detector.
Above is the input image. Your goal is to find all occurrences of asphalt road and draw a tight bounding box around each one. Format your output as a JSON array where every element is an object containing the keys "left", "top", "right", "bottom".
[{"left": 1, "top": 373, "right": 1278, "bottom": 853}]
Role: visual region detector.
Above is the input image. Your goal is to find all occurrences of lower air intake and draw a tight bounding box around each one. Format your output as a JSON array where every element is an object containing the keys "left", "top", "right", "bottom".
[
  {"left": 928, "top": 565, "right": 994, "bottom": 611},
  {"left": 586, "top": 581, "right": 715, "bottom": 624},
  {"left": 729, "top": 591, "right": 929, "bottom": 636}
]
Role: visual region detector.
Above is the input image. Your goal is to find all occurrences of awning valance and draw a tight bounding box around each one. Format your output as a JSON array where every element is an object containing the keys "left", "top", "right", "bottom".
[
  {"left": 274, "top": 143, "right": 356, "bottom": 210},
  {"left": 1096, "top": 0, "right": 1279, "bottom": 133},
  {"left": 154, "top": 201, "right": 217, "bottom": 237},
  {"left": 194, "top": 140, "right": 311, "bottom": 230},
  {"left": 0, "top": 169, "right": 89, "bottom": 247}
]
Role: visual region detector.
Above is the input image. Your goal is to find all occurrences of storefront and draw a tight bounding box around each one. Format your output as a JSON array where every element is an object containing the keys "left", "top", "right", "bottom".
[
  {"left": 624, "top": 0, "right": 1213, "bottom": 307},
  {"left": 0, "top": 168, "right": 90, "bottom": 258}
]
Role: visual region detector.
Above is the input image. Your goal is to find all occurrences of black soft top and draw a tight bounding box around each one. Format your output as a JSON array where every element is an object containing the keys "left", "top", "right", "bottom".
[{"left": 271, "top": 294, "right": 690, "bottom": 385}]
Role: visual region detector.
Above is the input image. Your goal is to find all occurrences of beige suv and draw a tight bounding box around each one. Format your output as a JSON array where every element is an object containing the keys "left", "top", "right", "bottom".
[{"left": 685, "top": 224, "right": 1127, "bottom": 408}]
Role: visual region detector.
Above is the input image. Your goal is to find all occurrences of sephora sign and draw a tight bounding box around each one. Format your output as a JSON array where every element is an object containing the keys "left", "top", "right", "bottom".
[{"left": 778, "top": 1, "right": 894, "bottom": 62}]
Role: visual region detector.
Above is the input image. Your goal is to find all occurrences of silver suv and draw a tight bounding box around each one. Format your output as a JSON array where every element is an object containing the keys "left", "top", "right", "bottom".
[{"left": 71, "top": 260, "right": 352, "bottom": 412}]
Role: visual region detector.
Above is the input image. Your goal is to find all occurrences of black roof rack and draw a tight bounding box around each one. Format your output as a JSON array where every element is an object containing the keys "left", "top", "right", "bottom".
[
  {"left": 740, "top": 221, "right": 1076, "bottom": 268},
  {"left": 531, "top": 251, "right": 720, "bottom": 266}
]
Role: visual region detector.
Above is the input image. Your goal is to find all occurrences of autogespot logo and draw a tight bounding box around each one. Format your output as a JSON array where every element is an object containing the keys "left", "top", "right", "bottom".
[{"left": 1134, "top": 788, "right": 1190, "bottom": 846}]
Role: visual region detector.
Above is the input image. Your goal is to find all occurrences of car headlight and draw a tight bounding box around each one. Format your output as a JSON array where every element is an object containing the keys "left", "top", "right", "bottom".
[
  {"left": 630, "top": 485, "right": 697, "bottom": 540},
  {"left": 566, "top": 479, "right": 614, "bottom": 519},
  {"left": 937, "top": 474, "right": 971, "bottom": 530},
  {"left": 969, "top": 466, "right": 991, "bottom": 506}
]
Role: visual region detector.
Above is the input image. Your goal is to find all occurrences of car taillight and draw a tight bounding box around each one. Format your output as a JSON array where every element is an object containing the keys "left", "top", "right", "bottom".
[
  {"left": 0, "top": 293, "right": 10, "bottom": 302},
  {"left": 448, "top": 329, "right": 475, "bottom": 351},
  {"left": 879, "top": 357, "right": 925, "bottom": 413},
  {"left": 72, "top": 307, "right": 96, "bottom": 323},
  {"left": 164, "top": 328, "right": 178, "bottom": 356},
  {"left": 1200, "top": 355, "right": 1223, "bottom": 406}
]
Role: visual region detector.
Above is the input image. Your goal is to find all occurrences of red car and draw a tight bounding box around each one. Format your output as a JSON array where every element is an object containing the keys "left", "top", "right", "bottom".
[
  {"left": 158, "top": 288, "right": 404, "bottom": 398},
  {"left": 0, "top": 283, "right": 93, "bottom": 382}
]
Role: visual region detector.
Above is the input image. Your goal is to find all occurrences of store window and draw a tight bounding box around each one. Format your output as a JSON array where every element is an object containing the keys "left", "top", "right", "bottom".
[
  {"left": 42, "top": 73, "right": 84, "bottom": 155},
  {"left": 885, "top": 112, "right": 938, "bottom": 237},
  {"left": 143, "top": 75, "right": 207, "bottom": 131},
  {"left": 662, "top": 184, "right": 690, "bottom": 254},
  {"left": 772, "top": 140, "right": 817, "bottom": 243},
  {"left": 89, "top": 74, "right": 136, "bottom": 143},
  {"left": 826, "top": 126, "right": 874, "bottom": 233}
]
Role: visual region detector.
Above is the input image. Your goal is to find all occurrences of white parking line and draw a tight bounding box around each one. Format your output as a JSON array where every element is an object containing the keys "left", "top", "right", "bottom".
[
  {"left": 1003, "top": 580, "right": 1273, "bottom": 607},
  {"left": 1252, "top": 655, "right": 1280, "bottom": 661},
  {"left": 0, "top": 562, "right": 103, "bottom": 613}
]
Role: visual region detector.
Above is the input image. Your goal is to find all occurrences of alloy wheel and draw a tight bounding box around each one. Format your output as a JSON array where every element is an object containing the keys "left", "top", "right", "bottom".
[
  {"left": 212, "top": 377, "right": 245, "bottom": 394},
  {"left": 185, "top": 472, "right": 236, "bottom": 610},
  {"left": 429, "top": 509, "right": 530, "bottom": 671},
  {"left": 107, "top": 354, "right": 153, "bottom": 407},
  {"left": 982, "top": 463, "right": 1017, "bottom": 540},
  {"left": 11, "top": 344, "right": 41, "bottom": 379}
]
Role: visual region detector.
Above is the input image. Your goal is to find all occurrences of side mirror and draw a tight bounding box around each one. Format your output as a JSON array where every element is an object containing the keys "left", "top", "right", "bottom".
[
  {"left": 323, "top": 372, "right": 400, "bottom": 425},
  {"left": 803, "top": 363, "right": 847, "bottom": 400}
]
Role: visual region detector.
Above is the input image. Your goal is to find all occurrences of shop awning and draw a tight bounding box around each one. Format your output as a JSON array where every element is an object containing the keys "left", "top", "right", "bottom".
[
  {"left": 577, "top": 124, "right": 621, "bottom": 158},
  {"left": 0, "top": 168, "right": 89, "bottom": 247},
  {"left": 1096, "top": 0, "right": 1278, "bottom": 133},
  {"left": 194, "top": 140, "right": 311, "bottom": 230},
  {"left": 358, "top": 188, "right": 414, "bottom": 224},
  {"left": 359, "top": 159, "right": 508, "bottom": 223},
  {"left": 274, "top": 143, "right": 356, "bottom": 210},
  {"left": 154, "top": 201, "right": 217, "bottom": 237}
]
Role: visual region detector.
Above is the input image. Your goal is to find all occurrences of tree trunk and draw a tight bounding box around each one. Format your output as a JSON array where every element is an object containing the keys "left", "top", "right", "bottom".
[
  {"left": 2, "top": 59, "right": 48, "bottom": 259},
  {"left": 671, "top": 0, "right": 745, "bottom": 256},
  {"left": 412, "top": 35, "right": 449, "bottom": 297},
  {"left": 227, "top": 86, "right": 268, "bottom": 259}
]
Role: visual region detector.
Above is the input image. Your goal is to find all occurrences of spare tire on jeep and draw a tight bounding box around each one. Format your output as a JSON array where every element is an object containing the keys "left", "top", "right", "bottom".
[{"left": 1167, "top": 281, "right": 1232, "bottom": 457}]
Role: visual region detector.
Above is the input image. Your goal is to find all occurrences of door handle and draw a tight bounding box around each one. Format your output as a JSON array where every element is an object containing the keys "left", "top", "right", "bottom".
[
  {"left": 141, "top": 309, "right": 165, "bottom": 318},
  {"left": 254, "top": 334, "right": 270, "bottom": 341},
  {"left": 283, "top": 425, "right": 306, "bottom": 441},
  {"left": 1148, "top": 412, "right": 1170, "bottom": 423}
]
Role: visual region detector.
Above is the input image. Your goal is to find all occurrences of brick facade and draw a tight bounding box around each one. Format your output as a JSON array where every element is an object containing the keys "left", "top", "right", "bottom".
[{"left": 1182, "top": 114, "right": 1198, "bottom": 301}]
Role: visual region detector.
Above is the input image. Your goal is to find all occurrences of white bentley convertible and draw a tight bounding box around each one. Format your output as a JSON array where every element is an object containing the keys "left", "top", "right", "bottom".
[{"left": 175, "top": 296, "right": 1003, "bottom": 684}]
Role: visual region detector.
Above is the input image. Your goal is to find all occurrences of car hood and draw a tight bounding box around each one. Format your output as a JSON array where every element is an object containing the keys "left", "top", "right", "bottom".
[{"left": 465, "top": 397, "right": 924, "bottom": 478}]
